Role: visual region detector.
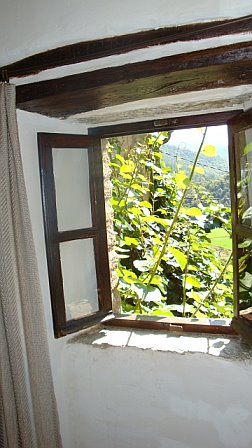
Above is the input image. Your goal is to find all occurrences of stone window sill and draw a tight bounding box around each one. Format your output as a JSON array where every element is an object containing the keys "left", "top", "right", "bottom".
[{"left": 68, "top": 325, "right": 252, "bottom": 361}]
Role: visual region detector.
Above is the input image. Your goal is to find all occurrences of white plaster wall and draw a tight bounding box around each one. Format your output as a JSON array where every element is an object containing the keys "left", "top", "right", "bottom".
[
  {"left": 61, "top": 339, "right": 252, "bottom": 448},
  {"left": 16, "top": 109, "right": 87, "bottom": 446},
  {"left": 1, "top": 0, "right": 252, "bottom": 66},
  {"left": 3, "top": 0, "right": 252, "bottom": 445},
  {"left": 17, "top": 109, "right": 252, "bottom": 448},
  {"left": 16, "top": 112, "right": 84, "bottom": 334}
]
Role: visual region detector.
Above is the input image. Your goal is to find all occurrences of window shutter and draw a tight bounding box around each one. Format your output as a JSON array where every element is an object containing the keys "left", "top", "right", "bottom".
[
  {"left": 228, "top": 109, "right": 252, "bottom": 344},
  {"left": 38, "top": 133, "right": 112, "bottom": 337}
]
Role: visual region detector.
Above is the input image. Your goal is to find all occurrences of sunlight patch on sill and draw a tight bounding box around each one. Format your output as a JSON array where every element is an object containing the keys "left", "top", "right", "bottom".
[{"left": 68, "top": 326, "right": 252, "bottom": 361}]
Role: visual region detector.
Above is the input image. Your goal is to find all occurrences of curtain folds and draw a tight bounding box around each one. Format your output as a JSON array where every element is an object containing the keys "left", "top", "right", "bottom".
[{"left": 0, "top": 83, "right": 62, "bottom": 448}]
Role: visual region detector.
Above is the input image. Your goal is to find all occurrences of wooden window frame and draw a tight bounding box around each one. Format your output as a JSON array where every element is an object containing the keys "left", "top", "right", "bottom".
[
  {"left": 38, "top": 110, "right": 252, "bottom": 341},
  {"left": 38, "top": 133, "right": 112, "bottom": 338},
  {"left": 228, "top": 109, "right": 252, "bottom": 342},
  {"left": 90, "top": 110, "right": 251, "bottom": 338}
]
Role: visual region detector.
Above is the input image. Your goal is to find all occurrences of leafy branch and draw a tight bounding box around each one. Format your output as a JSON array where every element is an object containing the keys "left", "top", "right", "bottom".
[
  {"left": 144, "top": 128, "right": 208, "bottom": 290},
  {"left": 109, "top": 129, "right": 233, "bottom": 319},
  {"left": 191, "top": 251, "right": 233, "bottom": 317}
]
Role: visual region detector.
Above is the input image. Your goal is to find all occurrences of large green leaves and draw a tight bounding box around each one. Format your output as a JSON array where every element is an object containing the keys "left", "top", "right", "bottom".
[
  {"left": 180, "top": 207, "right": 202, "bottom": 217},
  {"left": 185, "top": 275, "right": 202, "bottom": 288},
  {"left": 175, "top": 171, "right": 190, "bottom": 189},
  {"left": 131, "top": 283, "right": 163, "bottom": 302},
  {"left": 109, "top": 130, "right": 233, "bottom": 318},
  {"left": 169, "top": 247, "right": 187, "bottom": 271}
]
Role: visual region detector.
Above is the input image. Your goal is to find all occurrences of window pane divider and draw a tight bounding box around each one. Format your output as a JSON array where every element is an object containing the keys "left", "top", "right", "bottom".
[{"left": 58, "top": 227, "right": 97, "bottom": 242}]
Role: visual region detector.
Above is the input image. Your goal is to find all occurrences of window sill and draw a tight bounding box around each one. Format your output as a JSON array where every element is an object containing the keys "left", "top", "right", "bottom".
[{"left": 68, "top": 324, "right": 252, "bottom": 361}]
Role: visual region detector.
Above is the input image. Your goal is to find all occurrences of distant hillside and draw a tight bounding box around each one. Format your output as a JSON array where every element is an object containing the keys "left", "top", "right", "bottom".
[{"left": 161, "top": 144, "right": 230, "bottom": 206}]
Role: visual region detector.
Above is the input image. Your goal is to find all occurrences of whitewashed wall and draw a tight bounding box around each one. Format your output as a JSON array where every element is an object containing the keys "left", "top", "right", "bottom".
[
  {"left": 1, "top": 0, "right": 252, "bottom": 66},
  {"left": 3, "top": 1, "right": 252, "bottom": 446},
  {"left": 57, "top": 336, "right": 252, "bottom": 448},
  {"left": 17, "top": 110, "right": 252, "bottom": 448}
]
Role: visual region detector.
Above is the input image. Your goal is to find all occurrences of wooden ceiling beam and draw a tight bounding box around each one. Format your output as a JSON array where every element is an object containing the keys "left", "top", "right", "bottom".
[
  {"left": 2, "top": 14, "right": 251, "bottom": 79},
  {"left": 16, "top": 41, "right": 252, "bottom": 118}
]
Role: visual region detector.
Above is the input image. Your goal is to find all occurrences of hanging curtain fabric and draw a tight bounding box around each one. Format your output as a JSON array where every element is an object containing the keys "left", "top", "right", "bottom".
[{"left": 0, "top": 82, "right": 62, "bottom": 448}]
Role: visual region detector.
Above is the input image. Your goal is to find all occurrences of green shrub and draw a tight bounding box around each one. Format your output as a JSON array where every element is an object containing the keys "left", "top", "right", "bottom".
[{"left": 108, "top": 130, "right": 233, "bottom": 318}]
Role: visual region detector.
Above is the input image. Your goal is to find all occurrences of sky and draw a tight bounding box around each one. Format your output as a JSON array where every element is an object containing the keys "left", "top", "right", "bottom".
[{"left": 167, "top": 125, "right": 229, "bottom": 160}]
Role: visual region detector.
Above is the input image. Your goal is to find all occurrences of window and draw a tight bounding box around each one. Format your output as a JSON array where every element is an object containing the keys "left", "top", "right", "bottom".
[
  {"left": 38, "top": 110, "right": 252, "bottom": 342},
  {"left": 228, "top": 109, "right": 252, "bottom": 344},
  {"left": 106, "top": 127, "right": 233, "bottom": 321},
  {"left": 38, "top": 133, "right": 112, "bottom": 337}
]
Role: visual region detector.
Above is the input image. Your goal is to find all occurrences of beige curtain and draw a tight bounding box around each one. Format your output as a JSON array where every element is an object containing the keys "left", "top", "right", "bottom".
[{"left": 0, "top": 83, "right": 62, "bottom": 448}]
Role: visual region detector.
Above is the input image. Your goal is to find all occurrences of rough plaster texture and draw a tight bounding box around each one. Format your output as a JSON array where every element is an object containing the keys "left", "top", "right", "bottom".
[
  {"left": 62, "top": 327, "right": 252, "bottom": 448},
  {"left": 2, "top": 0, "right": 252, "bottom": 445},
  {"left": 102, "top": 140, "right": 119, "bottom": 306},
  {"left": 17, "top": 109, "right": 252, "bottom": 448},
  {"left": 75, "top": 87, "right": 252, "bottom": 126}
]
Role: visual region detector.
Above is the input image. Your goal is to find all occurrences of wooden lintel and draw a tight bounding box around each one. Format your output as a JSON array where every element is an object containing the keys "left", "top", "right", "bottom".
[
  {"left": 89, "top": 111, "right": 242, "bottom": 137},
  {"left": 2, "top": 15, "right": 252, "bottom": 79},
  {"left": 16, "top": 41, "right": 252, "bottom": 118}
]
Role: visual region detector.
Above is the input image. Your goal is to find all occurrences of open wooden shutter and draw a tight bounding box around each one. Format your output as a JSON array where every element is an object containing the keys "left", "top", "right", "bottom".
[
  {"left": 38, "top": 133, "right": 112, "bottom": 337},
  {"left": 228, "top": 109, "right": 252, "bottom": 344}
]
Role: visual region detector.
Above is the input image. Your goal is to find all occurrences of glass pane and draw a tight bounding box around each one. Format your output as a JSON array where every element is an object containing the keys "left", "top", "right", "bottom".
[
  {"left": 52, "top": 148, "right": 92, "bottom": 231},
  {"left": 235, "top": 129, "right": 252, "bottom": 229},
  {"left": 60, "top": 239, "right": 98, "bottom": 320},
  {"left": 238, "top": 237, "right": 252, "bottom": 313}
]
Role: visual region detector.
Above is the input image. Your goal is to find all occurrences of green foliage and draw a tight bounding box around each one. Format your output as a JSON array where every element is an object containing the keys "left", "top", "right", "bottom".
[
  {"left": 108, "top": 130, "right": 233, "bottom": 319},
  {"left": 162, "top": 143, "right": 230, "bottom": 206},
  {"left": 204, "top": 174, "right": 230, "bottom": 207},
  {"left": 209, "top": 228, "right": 232, "bottom": 250}
]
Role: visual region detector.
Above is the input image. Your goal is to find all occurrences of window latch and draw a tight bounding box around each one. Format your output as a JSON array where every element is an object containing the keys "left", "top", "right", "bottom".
[
  {"left": 154, "top": 119, "right": 168, "bottom": 127},
  {"left": 169, "top": 323, "right": 183, "bottom": 332}
]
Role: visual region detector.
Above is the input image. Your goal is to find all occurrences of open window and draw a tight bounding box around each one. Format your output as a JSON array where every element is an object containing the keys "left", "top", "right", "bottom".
[
  {"left": 228, "top": 109, "right": 252, "bottom": 343},
  {"left": 38, "top": 111, "right": 252, "bottom": 343},
  {"left": 38, "top": 133, "right": 112, "bottom": 337}
]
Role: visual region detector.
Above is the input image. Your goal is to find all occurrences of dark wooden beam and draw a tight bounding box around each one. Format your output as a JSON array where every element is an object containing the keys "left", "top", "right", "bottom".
[
  {"left": 2, "top": 15, "right": 252, "bottom": 79},
  {"left": 16, "top": 41, "right": 252, "bottom": 118},
  {"left": 89, "top": 111, "right": 242, "bottom": 137}
]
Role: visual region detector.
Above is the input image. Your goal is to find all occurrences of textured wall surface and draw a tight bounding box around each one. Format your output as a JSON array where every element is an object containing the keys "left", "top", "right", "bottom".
[
  {"left": 16, "top": 109, "right": 252, "bottom": 448},
  {"left": 4, "top": 2, "right": 252, "bottom": 446}
]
